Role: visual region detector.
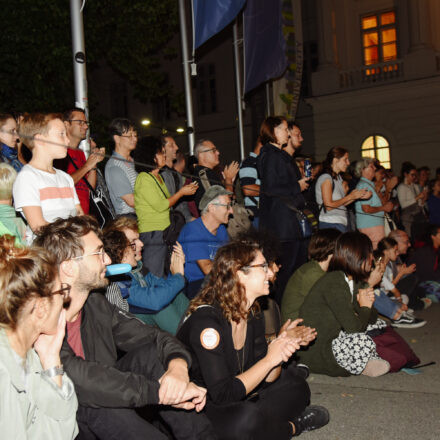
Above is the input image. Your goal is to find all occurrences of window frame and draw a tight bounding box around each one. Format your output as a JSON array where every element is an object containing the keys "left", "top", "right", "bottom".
[{"left": 361, "top": 134, "right": 392, "bottom": 169}]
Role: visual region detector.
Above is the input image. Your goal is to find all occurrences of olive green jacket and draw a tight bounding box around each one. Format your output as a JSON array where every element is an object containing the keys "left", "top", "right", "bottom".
[
  {"left": 299, "top": 271, "right": 378, "bottom": 377},
  {"left": 281, "top": 260, "right": 324, "bottom": 323}
]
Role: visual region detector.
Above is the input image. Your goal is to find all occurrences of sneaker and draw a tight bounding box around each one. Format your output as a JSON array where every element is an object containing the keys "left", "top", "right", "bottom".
[
  {"left": 292, "top": 405, "right": 329, "bottom": 436},
  {"left": 391, "top": 314, "right": 426, "bottom": 329},
  {"left": 406, "top": 307, "right": 414, "bottom": 315}
]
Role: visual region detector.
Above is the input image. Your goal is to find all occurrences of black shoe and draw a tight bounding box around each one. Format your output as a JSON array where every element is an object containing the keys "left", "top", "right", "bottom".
[
  {"left": 292, "top": 405, "right": 329, "bottom": 436},
  {"left": 391, "top": 314, "right": 426, "bottom": 329}
]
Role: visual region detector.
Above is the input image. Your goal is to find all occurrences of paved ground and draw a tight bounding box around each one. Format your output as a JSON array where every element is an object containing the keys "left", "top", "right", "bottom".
[{"left": 303, "top": 304, "right": 440, "bottom": 440}]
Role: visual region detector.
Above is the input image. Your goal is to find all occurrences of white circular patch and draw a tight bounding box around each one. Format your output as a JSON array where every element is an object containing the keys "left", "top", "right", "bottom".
[{"left": 200, "top": 328, "right": 220, "bottom": 350}]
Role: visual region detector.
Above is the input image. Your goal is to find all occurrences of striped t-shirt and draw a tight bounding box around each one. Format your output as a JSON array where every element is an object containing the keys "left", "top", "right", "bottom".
[{"left": 13, "top": 164, "right": 80, "bottom": 243}]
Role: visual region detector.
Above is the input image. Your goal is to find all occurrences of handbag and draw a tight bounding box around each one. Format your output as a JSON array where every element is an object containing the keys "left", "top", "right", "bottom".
[
  {"left": 67, "top": 155, "right": 115, "bottom": 229},
  {"left": 149, "top": 173, "right": 186, "bottom": 245}
]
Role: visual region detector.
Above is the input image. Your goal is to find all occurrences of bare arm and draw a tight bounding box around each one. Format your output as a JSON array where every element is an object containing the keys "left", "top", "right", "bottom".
[
  {"left": 121, "top": 193, "right": 135, "bottom": 208},
  {"left": 196, "top": 259, "right": 212, "bottom": 275},
  {"left": 22, "top": 206, "right": 48, "bottom": 232},
  {"left": 242, "top": 184, "right": 260, "bottom": 197},
  {"left": 76, "top": 204, "right": 84, "bottom": 216},
  {"left": 361, "top": 201, "right": 393, "bottom": 214}
]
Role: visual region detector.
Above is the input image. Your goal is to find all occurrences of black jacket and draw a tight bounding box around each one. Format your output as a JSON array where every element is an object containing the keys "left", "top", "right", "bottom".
[
  {"left": 407, "top": 245, "right": 440, "bottom": 282},
  {"left": 61, "top": 292, "right": 192, "bottom": 408},
  {"left": 257, "top": 143, "right": 305, "bottom": 240}
]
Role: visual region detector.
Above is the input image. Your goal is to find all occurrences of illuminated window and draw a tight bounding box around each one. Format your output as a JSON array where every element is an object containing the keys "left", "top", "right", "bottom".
[
  {"left": 361, "top": 135, "right": 391, "bottom": 169},
  {"left": 361, "top": 11, "right": 397, "bottom": 66}
]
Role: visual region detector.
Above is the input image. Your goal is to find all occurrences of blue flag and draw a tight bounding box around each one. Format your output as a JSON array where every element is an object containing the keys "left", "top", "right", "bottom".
[
  {"left": 244, "top": 0, "right": 287, "bottom": 94},
  {"left": 193, "top": 0, "right": 246, "bottom": 49}
]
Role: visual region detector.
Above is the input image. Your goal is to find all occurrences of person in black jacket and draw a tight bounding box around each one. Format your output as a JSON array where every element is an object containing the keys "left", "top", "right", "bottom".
[
  {"left": 257, "top": 116, "right": 307, "bottom": 304},
  {"left": 34, "top": 215, "right": 215, "bottom": 440},
  {"left": 177, "top": 241, "right": 329, "bottom": 439}
]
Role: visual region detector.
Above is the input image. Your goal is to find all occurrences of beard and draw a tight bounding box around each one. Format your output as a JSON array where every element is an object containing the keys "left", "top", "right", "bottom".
[{"left": 75, "top": 261, "right": 109, "bottom": 293}]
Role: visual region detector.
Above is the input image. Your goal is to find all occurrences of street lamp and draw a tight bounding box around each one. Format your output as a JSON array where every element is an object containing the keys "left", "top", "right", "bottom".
[
  {"left": 176, "top": 127, "right": 185, "bottom": 133},
  {"left": 141, "top": 119, "right": 151, "bottom": 126}
]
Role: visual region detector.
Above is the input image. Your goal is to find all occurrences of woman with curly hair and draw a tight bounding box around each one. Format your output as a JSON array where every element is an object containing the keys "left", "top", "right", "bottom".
[
  {"left": 0, "top": 235, "right": 78, "bottom": 439},
  {"left": 177, "top": 241, "right": 329, "bottom": 438}
]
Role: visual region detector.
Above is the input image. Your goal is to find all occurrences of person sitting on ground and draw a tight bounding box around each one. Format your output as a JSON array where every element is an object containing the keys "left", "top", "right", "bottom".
[
  {"left": 281, "top": 228, "right": 342, "bottom": 323},
  {"left": 103, "top": 217, "right": 188, "bottom": 335},
  {"left": 177, "top": 241, "right": 329, "bottom": 439},
  {"left": 105, "top": 118, "right": 138, "bottom": 216},
  {"left": 192, "top": 139, "right": 239, "bottom": 211},
  {"left": 134, "top": 136, "right": 197, "bottom": 277},
  {"left": 34, "top": 215, "right": 215, "bottom": 440},
  {"left": 372, "top": 237, "right": 426, "bottom": 329},
  {"left": 0, "top": 163, "right": 26, "bottom": 246},
  {"left": 12, "top": 113, "right": 83, "bottom": 244},
  {"left": 0, "top": 235, "right": 78, "bottom": 439},
  {"left": 299, "top": 232, "right": 391, "bottom": 377},
  {"left": 178, "top": 185, "right": 233, "bottom": 299}
]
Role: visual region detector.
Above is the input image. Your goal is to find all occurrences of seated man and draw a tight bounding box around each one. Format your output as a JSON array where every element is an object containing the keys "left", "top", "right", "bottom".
[
  {"left": 34, "top": 216, "right": 214, "bottom": 440},
  {"left": 281, "top": 228, "right": 341, "bottom": 322},
  {"left": 178, "top": 186, "right": 232, "bottom": 298},
  {"left": 103, "top": 216, "right": 188, "bottom": 335},
  {"left": 13, "top": 113, "right": 83, "bottom": 243}
]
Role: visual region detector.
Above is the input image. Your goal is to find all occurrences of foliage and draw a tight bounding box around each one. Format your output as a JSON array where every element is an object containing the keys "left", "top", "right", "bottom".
[{"left": 0, "top": 0, "right": 179, "bottom": 114}]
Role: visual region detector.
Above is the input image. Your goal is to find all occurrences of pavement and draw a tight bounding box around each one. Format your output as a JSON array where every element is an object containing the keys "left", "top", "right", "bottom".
[{"left": 303, "top": 303, "right": 440, "bottom": 440}]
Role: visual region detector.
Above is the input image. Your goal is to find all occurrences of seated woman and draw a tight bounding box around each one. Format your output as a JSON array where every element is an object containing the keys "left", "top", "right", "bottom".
[
  {"left": 177, "top": 242, "right": 329, "bottom": 439},
  {"left": 373, "top": 237, "right": 426, "bottom": 329},
  {"left": 103, "top": 223, "right": 188, "bottom": 335},
  {"left": 299, "top": 232, "right": 390, "bottom": 377},
  {"left": 0, "top": 235, "right": 78, "bottom": 439},
  {"left": 282, "top": 228, "right": 342, "bottom": 322}
]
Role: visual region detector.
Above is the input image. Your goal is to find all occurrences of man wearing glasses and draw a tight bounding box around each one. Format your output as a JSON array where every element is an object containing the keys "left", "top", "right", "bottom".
[
  {"left": 178, "top": 185, "right": 233, "bottom": 298},
  {"left": 34, "top": 215, "right": 215, "bottom": 440},
  {"left": 60, "top": 108, "right": 105, "bottom": 214},
  {"left": 193, "top": 139, "right": 239, "bottom": 212}
]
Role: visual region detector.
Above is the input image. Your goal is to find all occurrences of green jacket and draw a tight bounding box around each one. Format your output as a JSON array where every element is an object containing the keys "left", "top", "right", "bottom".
[
  {"left": 0, "top": 204, "right": 26, "bottom": 246},
  {"left": 299, "top": 271, "right": 378, "bottom": 377},
  {"left": 0, "top": 328, "right": 78, "bottom": 439},
  {"left": 281, "top": 260, "right": 324, "bottom": 323}
]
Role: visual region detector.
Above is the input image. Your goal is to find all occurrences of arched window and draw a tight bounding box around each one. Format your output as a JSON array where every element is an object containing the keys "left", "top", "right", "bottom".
[{"left": 361, "top": 135, "right": 391, "bottom": 168}]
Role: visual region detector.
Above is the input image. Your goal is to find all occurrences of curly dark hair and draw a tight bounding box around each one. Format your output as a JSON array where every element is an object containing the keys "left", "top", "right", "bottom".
[
  {"left": 103, "top": 229, "right": 130, "bottom": 265},
  {"left": 188, "top": 242, "right": 261, "bottom": 323}
]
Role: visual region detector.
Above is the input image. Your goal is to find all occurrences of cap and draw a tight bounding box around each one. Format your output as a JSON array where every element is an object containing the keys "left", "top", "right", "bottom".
[{"left": 199, "top": 185, "right": 233, "bottom": 212}]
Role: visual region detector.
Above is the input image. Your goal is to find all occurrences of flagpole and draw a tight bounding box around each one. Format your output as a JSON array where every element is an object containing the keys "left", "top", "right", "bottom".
[
  {"left": 178, "top": 0, "right": 195, "bottom": 155},
  {"left": 233, "top": 20, "right": 245, "bottom": 160}
]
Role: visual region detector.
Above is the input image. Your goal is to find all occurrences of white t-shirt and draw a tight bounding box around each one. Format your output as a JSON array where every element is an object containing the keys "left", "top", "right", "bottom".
[{"left": 13, "top": 164, "right": 80, "bottom": 243}]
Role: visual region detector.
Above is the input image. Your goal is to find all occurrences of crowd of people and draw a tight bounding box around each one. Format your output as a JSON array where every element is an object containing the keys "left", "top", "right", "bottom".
[{"left": 0, "top": 109, "right": 439, "bottom": 439}]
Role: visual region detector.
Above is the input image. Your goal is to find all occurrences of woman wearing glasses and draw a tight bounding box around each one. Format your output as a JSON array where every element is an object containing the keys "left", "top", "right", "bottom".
[
  {"left": 0, "top": 235, "right": 78, "bottom": 439},
  {"left": 177, "top": 241, "right": 329, "bottom": 439},
  {"left": 103, "top": 223, "right": 188, "bottom": 335},
  {"left": 0, "top": 113, "right": 23, "bottom": 172}
]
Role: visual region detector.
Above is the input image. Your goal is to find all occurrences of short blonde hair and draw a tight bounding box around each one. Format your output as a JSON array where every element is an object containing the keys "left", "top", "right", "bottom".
[
  {"left": 18, "top": 112, "right": 62, "bottom": 150},
  {"left": 0, "top": 163, "right": 17, "bottom": 200},
  {"left": 104, "top": 216, "right": 139, "bottom": 234}
]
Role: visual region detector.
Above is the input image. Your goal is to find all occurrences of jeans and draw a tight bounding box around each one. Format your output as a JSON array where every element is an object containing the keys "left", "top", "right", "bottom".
[
  {"left": 373, "top": 289, "right": 399, "bottom": 319},
  {"left": 319, "top": 221, "right": 347, "bottom": 233}
]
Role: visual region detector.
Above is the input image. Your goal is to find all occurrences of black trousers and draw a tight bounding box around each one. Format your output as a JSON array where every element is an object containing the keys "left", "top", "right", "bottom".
[
  {"left": 75, "top": 343, "right": 215, "bottom": 440},
  {"left": 396, "top": 273, "right": 426, "bottom": 310},
  {"left": 274, "top": 239, "right": 308, "bottom": 305},
  {"left": 204, "top": 364, "right": 311, "bottom": 440}
]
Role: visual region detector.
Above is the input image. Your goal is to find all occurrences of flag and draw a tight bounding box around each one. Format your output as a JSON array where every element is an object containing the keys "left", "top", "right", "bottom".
[
  {"left": 193, "top": 0, "right": 246, "bottom": 49},
  {"left": 244, "top": 0, "right": 287, "bottom": 94}
]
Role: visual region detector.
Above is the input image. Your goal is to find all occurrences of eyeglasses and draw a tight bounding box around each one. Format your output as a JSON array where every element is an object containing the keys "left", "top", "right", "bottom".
[
  {"left": 212, "top": 202, "right": 233, "bottom": 209},
  {"left": 243, "top": 262, "right": 269, "bottom": 273},
  {"left": 69, "top": 119, "right": 89, "bottom": 126},
  {"left": 128, "top": 242, "right": 137, "bottom": 251},
  {"left": 200, "top": 147, "right": 217, "bottom": 154},
  {"left": 120, "top": 133, "right": 138, "bottom": 139},
  {"left": 6, "top": 129, "right": 18, "bottom": 135},
  {"left": 52, "top": 283, "right": 71, "bottom": 308},
  {"left": 70, "top": 249, "right": 107, "bottom": 262}
]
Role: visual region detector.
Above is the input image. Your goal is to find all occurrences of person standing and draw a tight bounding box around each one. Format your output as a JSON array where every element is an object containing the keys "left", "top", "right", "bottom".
[{"left": 257, "top": 116, "right": 306, "bottom": 304}]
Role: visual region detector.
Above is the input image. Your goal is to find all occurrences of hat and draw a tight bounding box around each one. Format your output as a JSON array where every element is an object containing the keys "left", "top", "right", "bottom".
[{"left": 199, "top": 185, "right": 233, "bottom": 212}]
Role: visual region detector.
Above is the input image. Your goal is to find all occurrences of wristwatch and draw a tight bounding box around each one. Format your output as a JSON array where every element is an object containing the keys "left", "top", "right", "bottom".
[{"left": 42, "top": 365, "right": 64, "bottom": 378}]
